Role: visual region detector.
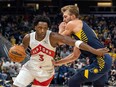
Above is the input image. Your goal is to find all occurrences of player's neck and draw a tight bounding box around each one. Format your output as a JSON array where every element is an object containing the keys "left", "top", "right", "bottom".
[{"left": 35, "top": 33, "right": 46, "bottom": 41}]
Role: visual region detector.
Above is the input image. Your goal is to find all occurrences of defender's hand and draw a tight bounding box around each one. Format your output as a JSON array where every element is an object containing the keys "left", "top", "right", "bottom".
[
  {"left": 52, "top": 60, "right": 57, "bottom": 66},
  {"left": 96, "top": 48, "right": 109, "bottom": 56},
  {"left": 59, "top": 22, "right": 67, "bottom": 33},
  {"left": 52, "top": 60, "right": 61, "bottom": 66}
]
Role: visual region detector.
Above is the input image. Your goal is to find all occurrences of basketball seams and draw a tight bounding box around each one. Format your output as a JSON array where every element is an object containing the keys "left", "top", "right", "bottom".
[
  {"left": 8, "top": 45, "right": 26, "bottom": 62},
  {"left": 10, "top": 48, "right": 26, "bottom": 57}
]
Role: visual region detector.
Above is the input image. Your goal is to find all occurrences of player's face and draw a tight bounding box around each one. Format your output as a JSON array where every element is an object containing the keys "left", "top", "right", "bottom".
[
  {"left": 63, "top": 11, "right": 72, "bottom": 23},
  {"left": 35, "top": 22, "right": 48, "bottom": 38}
]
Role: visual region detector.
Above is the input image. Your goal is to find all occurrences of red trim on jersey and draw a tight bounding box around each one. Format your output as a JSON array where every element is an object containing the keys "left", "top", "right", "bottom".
[
  {"left": 32, "top": 76, "right": 54, "bottom": 86},
  {"left": 31, "top": 44, "right": 55, "bottom": 57}
]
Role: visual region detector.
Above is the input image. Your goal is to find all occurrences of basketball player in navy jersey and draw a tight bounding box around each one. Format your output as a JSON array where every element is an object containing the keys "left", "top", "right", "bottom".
[{"left": 54, "top": 5, "right": 112, "bottom": 87}]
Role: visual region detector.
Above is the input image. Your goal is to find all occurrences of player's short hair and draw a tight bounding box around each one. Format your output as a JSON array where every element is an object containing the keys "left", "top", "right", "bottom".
[
  {"left": 61, "top": 5, "right": 79, "bottom": 18},
  {"left": 33, "top": 15, "right": 51, "bottom": 27}
]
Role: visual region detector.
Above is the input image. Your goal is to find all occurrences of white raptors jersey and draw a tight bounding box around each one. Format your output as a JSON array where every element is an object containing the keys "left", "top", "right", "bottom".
[{"left": 24, "top": 30, "right": 56, "bottom": 75}]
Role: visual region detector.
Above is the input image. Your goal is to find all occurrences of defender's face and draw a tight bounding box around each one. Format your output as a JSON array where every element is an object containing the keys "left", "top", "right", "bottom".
[
  {"left": 63, "top": 11, "right": 72, "bottom": 23},
  {"left": 35, "top": 22, "right": 48, "bottom": 37}
]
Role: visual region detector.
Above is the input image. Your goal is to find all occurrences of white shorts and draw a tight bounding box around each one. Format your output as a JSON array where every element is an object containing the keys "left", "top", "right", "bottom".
[{"left": 13, "top": 64, "right": 54, "bottom": 87}]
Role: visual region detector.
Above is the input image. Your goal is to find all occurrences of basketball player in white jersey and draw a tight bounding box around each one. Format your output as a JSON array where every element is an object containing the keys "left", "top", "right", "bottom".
[{"left": 12, "top": 15, "right": 109, "bottom": 87}]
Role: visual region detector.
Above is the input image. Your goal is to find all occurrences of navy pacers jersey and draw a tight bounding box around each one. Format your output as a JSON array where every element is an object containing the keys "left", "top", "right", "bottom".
[{"left": 72, "top": 21, "right": 104, "bottom": 60}]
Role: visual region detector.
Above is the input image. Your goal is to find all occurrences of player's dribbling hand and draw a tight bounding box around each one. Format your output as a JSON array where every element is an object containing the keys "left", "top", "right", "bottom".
[
  {"left": 96, "top": 48, "right": 109, "bottom": 56},
  {"left": 59, "top": 22, "right": 67, "bottom": 33}
]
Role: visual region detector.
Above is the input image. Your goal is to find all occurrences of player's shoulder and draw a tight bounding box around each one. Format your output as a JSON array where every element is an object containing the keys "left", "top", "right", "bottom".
[
  {"left": 49, "top": 32, "right": 61, "bottom": 46},
  {"left": 67, "top": 19, "right": 82, "bottom": 26},
  {"left": 66, "top": 19, "right": 82, "bottom": 30},
  {"left": 50, "top": 32, "right": 63, "bottom": 41},
  {"left": 23, "top": 33, "right": 30, "bottom": 41},
  {"left": 24, "top": 33, "right": 30, "bottom": 38},
  {"left": 26, "top": 31, "right": 36, "bottom": 38}
]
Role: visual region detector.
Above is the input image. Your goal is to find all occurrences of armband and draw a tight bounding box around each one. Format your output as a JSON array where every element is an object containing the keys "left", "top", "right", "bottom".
[{"left": 75, "top": 40, "right": 83, "bottom": 48}]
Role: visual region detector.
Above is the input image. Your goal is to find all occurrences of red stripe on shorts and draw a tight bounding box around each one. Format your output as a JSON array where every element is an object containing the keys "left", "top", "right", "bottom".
[{"left": 32, "top": 76, "right": 54, "bottom": 86}]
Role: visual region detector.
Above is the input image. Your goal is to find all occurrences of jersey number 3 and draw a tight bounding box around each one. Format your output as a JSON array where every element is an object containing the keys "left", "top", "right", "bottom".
[{"left": 39, "top": 54, "right": 44, "bottom": 61}]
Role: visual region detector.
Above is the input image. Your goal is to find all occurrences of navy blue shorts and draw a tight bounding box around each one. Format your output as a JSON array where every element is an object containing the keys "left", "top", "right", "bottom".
[{"left": 69, "top": 54, "right": 112, "bottom": 87}]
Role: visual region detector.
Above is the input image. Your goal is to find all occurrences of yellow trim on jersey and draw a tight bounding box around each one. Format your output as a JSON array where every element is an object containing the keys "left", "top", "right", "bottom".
[
  {"left": 74, "top": 29, "right": 88, "bottom": 43},
  {"left": 97, "top": 56, "right": 105, "bottom": 71},
  {"left": 74, "top": 29, "right": 82, "bottom": 40},
  {"left": 84, "top": 69, "right": 89, "bottom": 79}
]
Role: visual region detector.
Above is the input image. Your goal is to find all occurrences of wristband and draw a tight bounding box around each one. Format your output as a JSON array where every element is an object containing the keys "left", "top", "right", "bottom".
[{"left": 75, "top": 40, "right": 83, "bottom": 48}]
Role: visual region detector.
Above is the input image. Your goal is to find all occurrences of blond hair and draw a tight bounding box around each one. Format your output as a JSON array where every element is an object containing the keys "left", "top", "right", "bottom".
[{"left": 61, "top": 5, "right": 79, "bottom": 18}]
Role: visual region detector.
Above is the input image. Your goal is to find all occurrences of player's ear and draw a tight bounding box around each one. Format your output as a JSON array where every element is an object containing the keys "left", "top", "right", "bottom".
[{"left": 71, "top": 14, "right": 76, "bottom": 19}]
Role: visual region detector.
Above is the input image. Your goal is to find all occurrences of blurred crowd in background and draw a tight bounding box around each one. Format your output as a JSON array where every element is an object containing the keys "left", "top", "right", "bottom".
[{"left": 0, "top": 13, "right": 116, "bottom": 87}]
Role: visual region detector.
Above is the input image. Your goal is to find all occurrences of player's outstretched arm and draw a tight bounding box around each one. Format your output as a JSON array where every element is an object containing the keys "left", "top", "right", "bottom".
[
  {"left": 52, "top": 32, "right": 108, "bottom": 57},
  {"left": 78, "top": 42, "right": 109, "bottom": 56},
  {"left": 53, "top": 47, "right": 81, "bottom": 66}
]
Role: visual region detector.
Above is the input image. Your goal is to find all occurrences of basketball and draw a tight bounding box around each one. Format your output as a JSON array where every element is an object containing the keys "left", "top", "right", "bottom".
[{"left": 8, "top": 45, "right": 26, "bottom": 62}]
